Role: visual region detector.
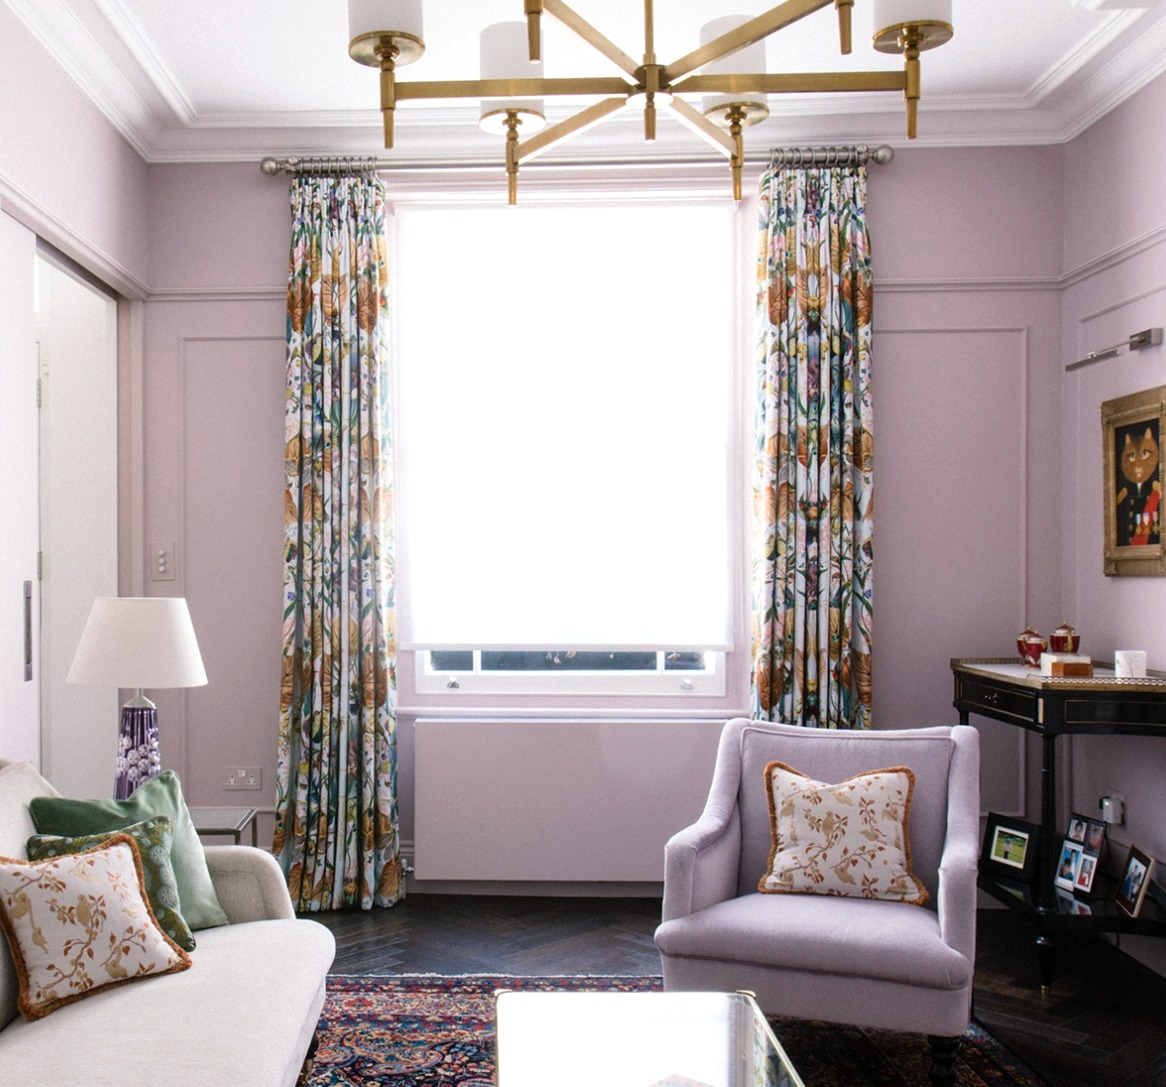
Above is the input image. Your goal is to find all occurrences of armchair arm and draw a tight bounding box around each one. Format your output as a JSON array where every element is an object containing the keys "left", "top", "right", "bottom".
[
  {"left": 937, "top": 725, "right": 981, "bottom": 961},
  {"left": 661, "top": 719, "right": 755, "bottom": 923},
  {"left": 204, "top": 845, "right": 295, "bottom": 923},
  {"left": 661, "top": 809, "right": 742, "bottom": 922}
]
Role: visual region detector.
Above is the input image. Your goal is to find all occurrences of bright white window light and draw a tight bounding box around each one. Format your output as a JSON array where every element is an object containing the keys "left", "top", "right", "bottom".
[{"left": 394, "top": 201, "right": 735, "bottom": 652}]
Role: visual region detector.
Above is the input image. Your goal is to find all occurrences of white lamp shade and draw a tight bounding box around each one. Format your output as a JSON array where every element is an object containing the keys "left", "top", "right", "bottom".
[
  {"left": 67, "top": 597, "right": 208, "bottom": 690},
  {"left": 348, "top": 0, "right": 423, "bottom": 41},
  {"left": 699, "top": 15, "right": 768, "bottom": 118},
  {"left": 872, "top": 0, "right": 953, "bottom": 35},
  {"left": 479, "top": 22, "right": 546, "bottom": 134}
]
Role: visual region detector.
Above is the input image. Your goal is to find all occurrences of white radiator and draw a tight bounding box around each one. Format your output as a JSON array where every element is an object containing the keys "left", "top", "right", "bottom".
[{"left": 414, "top": 718, "right": 724, "bottom": 883}]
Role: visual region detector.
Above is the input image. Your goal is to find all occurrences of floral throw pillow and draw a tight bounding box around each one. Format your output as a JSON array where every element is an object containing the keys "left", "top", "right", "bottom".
[
  {"left": 27, "top": 816, "right": 195, "bottom": 952},
  {"left": 0, "top": 835, "right": 192, "bottom": 1020},
  {"left": 758, "top": 761, "right": 928, "bottom": 905}
]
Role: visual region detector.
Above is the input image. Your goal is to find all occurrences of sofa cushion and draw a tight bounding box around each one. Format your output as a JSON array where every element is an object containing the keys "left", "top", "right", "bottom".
[
  {"left": 27, "top": 816, "right": 195, "bottom": 952},
  {"left": 0, "top": 918, "right": 335, "bottom": 1086},
  {"left": 0, "top": 761, "right": 60, "bottom": 1031},
  {"left": 29, "top": 770, "right": 229, "bottom": 931},
  {"left": 0, "top": 835, "right": 192, "bottom": 1020},
  {"left": 655, "top": 892, "right": 971, "bottom": 991},
  {"left": 758, "top": 760, "right": 927, "bottom": 905}
]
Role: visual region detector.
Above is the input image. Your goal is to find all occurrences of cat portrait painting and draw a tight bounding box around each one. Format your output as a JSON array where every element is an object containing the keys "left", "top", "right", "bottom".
[{"left": 1102, "top": 385, "right": 1166, "bottom": 576}]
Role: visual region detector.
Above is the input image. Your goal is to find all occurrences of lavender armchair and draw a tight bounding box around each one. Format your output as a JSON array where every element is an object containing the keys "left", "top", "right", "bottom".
[{"left": 654, "top": 718, "right": 980, "bottom": 1087}]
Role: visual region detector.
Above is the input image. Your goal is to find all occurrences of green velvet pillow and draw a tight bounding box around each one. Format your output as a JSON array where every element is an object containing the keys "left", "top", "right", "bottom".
[
  {"left": 27, "top": 816, "right": 196, "bottom": 952},
  {"left": 28, "top": 771, "right": 229, "bottom": 931}
]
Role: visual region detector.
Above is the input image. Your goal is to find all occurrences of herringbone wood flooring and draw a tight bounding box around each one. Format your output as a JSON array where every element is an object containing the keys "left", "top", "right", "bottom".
[{"left": 306, "top": 897, "right": 1166, "bottom": 1086}]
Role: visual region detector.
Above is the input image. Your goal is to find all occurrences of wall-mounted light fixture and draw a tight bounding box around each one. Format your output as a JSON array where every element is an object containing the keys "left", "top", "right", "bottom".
[{"left": 1066, "top": 327, "right": 1163, "bottom": 372}]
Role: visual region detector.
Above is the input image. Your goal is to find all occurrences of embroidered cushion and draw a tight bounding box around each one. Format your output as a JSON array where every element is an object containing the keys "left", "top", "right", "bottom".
[
  {"left": 759, "top": 760, "right": 928, "bottom": 905},
  {"left": 0, "top": 835, "right": 192, "bottom": 1019},
  {"left": 29, "top": 770, "right": 228, "bottom": 930},
  {"left": 27, "top": 816, "right": 195, "bottom": 952}
]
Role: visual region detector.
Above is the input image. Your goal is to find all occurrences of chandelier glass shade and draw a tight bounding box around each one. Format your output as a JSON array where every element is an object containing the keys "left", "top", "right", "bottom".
[{"left": 347, "top": 0, "right": 954, "bottom": 203}]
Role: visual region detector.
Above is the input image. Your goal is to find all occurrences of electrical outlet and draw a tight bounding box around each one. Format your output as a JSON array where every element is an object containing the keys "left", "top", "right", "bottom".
[
  {"left": 1100, "top": 790, "right": 1125, "bottom": 825},
  {"left": 225, "top": 766, "right": 262, "bottom": 790}
]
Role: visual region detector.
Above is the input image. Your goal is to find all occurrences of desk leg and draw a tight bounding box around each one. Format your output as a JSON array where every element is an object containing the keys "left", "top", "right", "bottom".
[
  {"left": 1038, "top": 732, "right": 1057, "bottom": 914},
  {"left": 1036, "top": 731, "right": 1058, "bottom": 993}
]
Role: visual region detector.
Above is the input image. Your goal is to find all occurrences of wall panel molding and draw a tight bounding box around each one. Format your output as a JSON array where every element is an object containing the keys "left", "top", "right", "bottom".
[
  {"left": 149, "top": 286, "right": 286, "bottom": 303},
  {"left": 1062, "top": 221, "right": 1166, "bottom": 290},
  {"left": 873, "top": 324, "right": 1030, "bottom": 819},
  {"left": 0, "top": 173, "right": 148, "bottom": 300},
  {"left": 877, "top": 276, "right": 1061, "bottom": 294}
]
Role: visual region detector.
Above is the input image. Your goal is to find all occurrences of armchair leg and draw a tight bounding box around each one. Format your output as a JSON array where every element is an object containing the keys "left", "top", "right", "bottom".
[
  {"left": 296, "top": 1031, "right": 321, "bottom": 1087},
  {"left": 927, "top": 1035, "right": 958, "bottom": 1086}
]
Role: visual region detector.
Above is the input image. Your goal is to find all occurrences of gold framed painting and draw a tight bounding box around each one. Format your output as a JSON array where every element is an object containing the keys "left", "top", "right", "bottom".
[{"left": 1102, "top": 384, "right": 1166, "bottom": 576}]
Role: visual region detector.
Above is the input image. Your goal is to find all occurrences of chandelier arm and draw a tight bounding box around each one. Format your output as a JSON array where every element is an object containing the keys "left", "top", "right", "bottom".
[
  {"left": 835, "top": 0, "right": 854, "bottom": 55},
  {"left": 524, "top": 0, "right": 543, "bottom": 62},
  {"left": 515, "top": 97, "right": 629, "bottom": 163},
  {"left": 663, "top": 97, "right": 736, "bottom": 160},
  {"left": 663, "top": 0, "right": 835, "bottom": 84},
  {"left": 542, "top": 0, "right": 640, "bottom": 79},
  {"left": 673, "top": 71, "right": 907, "bottom": 95},
  {"left": 393, "top": 77, "right": 633, "bottom": 102}
]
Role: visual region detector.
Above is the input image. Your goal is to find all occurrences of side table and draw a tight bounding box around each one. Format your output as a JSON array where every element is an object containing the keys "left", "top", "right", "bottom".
[
  {"left": 951, "top": 658, "right": 1166, "bottom": 990},
  {"left": 190, "top": 806, "right": 259, "bottom": 847}
]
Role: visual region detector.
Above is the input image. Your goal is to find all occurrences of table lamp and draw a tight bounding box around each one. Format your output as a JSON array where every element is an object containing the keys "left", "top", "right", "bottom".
[{"left": 67, "top": 596, "right": 208, "bottom": 799}]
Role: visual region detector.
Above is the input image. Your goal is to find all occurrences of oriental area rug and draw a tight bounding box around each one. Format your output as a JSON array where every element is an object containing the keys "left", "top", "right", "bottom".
[{"left": 309, "top": 975, "right": 1047, "bottom": 1087}]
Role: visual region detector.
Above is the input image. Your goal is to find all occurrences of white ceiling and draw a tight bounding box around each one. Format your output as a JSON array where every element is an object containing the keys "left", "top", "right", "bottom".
[{"left": 7, "top": 0, "right": 1166, "bottom": 165}]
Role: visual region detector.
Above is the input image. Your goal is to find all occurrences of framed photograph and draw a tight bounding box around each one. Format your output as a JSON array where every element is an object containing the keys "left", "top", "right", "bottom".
[
  {"left": 1074, "top": 851, "right": 1099, "bottom": 895},
  {"left": 1055, "top": 838, "right": 1084, "bottom": 890},
  {"left": 1102, "top": 384, "right": 1166, "bottom": 576},
  {"left": 1083, "top": 819, "right": 1107, "bottom": 855},
  {"left": 1116, "top": 844, "right": 1157, "bottom": 917},
  {"left": 1067, "top": 813, "right": 1089, "bottom": 843},
  {"left": 980, "top": 813, "right": 1040, "bottom": 883}
]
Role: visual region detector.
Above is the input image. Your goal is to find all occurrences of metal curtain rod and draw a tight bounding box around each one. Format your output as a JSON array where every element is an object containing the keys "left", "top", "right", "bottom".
[
  {"left": 259, "top": 143, "right": 895, "bottom": 179},
  {"left": 260, "top": 155, "right": 380, "bottom": 177},
  {"left": 767, "top": 144, "right": 894, "bottom": 168}
]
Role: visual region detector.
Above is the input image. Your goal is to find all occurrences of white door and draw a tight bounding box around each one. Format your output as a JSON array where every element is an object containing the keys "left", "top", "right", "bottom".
[
  {"left": 36, "top": 252, "right": 119, "bottom": 797},
  {"left": 0, "top": 215, "right": 40, "bottom": 765}
]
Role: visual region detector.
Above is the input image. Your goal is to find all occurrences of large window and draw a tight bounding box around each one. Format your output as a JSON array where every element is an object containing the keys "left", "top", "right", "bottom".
[{"left": 393, "top": 196, "right": 744, "bottom": 697}]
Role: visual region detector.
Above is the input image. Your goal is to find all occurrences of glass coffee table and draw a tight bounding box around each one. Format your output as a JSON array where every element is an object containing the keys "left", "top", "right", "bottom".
[{"left": 495, "top": 990, "right": 804, "bottom": 1087}]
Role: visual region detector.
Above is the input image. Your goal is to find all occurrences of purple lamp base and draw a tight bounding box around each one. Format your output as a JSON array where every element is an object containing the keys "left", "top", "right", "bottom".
[{"left": 115, "top": 702, "right": 161, "bottom": 800}]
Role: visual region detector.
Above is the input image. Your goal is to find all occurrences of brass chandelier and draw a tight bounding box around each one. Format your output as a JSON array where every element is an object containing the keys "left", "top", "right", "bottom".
[{"left": 347, "top": 0, "right": 953, "bottom": 203}]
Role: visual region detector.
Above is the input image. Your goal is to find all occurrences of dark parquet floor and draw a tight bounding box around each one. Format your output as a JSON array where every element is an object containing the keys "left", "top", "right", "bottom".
[{"left": 306, "top": 896, "right": 1166, "bottom": 1086}]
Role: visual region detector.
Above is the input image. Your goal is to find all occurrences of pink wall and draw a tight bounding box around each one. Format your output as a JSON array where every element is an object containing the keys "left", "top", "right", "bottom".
[
  {"left": 868, "top": 148, "right": 1064, "bottom": 819},
  {"left": 0, "top": 5, "right": 148, "bottom": 292},
  {"left": 1060, "top": 75, "right": 1166, "bottom": 972},
  {"left": 141, "top": 164, "right": 291, "bottom": 821}
]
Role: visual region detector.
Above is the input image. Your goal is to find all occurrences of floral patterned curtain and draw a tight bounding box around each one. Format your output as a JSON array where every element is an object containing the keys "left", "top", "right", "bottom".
[
  {"left": 751, "top": 163, "right": 874, "bottom": 729},
  {"left": 273, "top": 175, "right": 404, "bottom": 910}
]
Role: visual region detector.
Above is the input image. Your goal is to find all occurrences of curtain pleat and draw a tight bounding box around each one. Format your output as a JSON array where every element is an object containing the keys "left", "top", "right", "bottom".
[
  {"left": 273, "top": 175, "right": 404, "bottom": 910},
  {"left": 751, "top": 164, "right": 874, "bottom": 729}
]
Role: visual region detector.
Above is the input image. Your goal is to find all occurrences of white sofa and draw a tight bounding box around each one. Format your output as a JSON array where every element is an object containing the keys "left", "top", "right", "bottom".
[{"left": 0, "top": 758, "right": 336, "bottom": 1087}]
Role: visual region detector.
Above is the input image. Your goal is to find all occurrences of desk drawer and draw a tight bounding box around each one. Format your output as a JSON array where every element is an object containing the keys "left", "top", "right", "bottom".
[{"left": 958, "top": 677, "right": 1036, "bottom": 725}]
